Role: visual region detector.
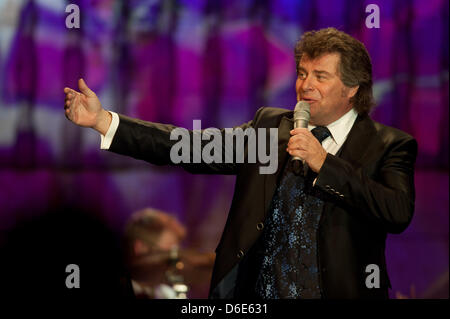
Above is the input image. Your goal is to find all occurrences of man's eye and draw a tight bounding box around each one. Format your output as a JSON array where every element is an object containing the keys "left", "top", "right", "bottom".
[{"left": 298, "top": 73, "right": 306, "bottom": 79}]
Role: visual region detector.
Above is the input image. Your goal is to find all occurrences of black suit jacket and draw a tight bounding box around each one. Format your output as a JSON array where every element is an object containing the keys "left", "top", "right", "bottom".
[{"left": 109, "top": 107, "right": 418, "bottom": 299}]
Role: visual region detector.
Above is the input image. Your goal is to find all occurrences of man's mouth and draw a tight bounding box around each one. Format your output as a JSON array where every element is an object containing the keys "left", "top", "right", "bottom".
[{"left": 302, "top": 98, "right": 317, "bottom": 103}]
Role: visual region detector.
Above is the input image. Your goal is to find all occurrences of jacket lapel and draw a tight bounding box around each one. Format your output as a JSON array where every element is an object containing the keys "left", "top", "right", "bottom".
[
  {"left": 335, "top": 114, "right": 378, "bottom": 165},
  {"left": 320, "top": 114, "right": 379, "bottom": 221}
]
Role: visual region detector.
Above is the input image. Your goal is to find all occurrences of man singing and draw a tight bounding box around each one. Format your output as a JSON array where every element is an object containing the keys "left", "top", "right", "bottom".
[{"left": 64, "top": 27, "right": 417, "bottom": 299}]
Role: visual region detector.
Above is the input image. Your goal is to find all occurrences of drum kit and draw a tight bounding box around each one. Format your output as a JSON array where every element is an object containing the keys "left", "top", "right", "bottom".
[{"left": 129, "top": 246, "right": 215, "bottom": 299}]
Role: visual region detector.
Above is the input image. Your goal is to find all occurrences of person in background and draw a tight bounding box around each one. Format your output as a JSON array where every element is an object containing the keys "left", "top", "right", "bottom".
[{"left": 123, "top": 208, "right": 186, "bottom": 299}]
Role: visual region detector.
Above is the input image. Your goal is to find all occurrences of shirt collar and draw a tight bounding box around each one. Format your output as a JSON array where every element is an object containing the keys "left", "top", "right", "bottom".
[{"left": 308, "top": 108, "right": 358, "bottom": 146}]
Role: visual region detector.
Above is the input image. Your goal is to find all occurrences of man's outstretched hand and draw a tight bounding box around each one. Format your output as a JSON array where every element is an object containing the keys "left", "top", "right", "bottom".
[{"left": 64, "top": 78, "right": 111, "bottom": 135}]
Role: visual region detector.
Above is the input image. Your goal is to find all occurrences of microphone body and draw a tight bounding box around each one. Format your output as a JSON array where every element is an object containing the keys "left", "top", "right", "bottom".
[{"left": 292, "top": 101, "right": 310, "bottom": 163}]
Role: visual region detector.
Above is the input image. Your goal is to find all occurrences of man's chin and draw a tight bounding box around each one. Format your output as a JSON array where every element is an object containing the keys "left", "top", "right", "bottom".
[
  {"left": 309, "top": 111, "right": 320, "bottom": 125},
  {"left": 309, "top": 116, "right": 326, "bottom": 127}
]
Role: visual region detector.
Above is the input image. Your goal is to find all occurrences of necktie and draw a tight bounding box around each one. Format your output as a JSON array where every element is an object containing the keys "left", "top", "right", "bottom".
[{"left": 311, "top": 126, "right": 331, "bottom": 144}]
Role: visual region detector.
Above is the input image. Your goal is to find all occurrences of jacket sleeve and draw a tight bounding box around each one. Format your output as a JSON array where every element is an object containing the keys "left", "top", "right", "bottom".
[
  {"left": 314, "top": 136, "right": 418, "bottom": 234},
  {"left": 108, "top": 108, "right": 265, "bottom": 175}
]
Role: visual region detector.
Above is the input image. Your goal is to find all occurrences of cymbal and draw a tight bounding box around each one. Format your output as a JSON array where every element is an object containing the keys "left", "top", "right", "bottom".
[{"left": 129, "top": 249, "right": 215, "bottom": 286}]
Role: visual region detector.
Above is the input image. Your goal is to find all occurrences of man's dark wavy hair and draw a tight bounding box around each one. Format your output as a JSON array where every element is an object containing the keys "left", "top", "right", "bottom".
[{"left": 295, "top": 27, "right": 375, "bottom": 115}]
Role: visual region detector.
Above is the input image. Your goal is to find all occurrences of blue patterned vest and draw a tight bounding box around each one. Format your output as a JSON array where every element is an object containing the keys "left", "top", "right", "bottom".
[{"left": 255, "top": 126, "right": 331, "bottom": 299}]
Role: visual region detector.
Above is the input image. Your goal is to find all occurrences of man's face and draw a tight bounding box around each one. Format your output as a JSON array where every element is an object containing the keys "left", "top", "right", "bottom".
[
  {"left": 295, "top": 53, "right": 357, "bottom": 126},
  {"left": 132, "top": 230, "right": 180, "bottom": 256},
  {"left": 157, "top": 229, "right": 179, "bottom": 251}
]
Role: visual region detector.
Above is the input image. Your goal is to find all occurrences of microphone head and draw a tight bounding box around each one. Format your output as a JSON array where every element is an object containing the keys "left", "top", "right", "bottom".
[{"left": 293, "top": 100, "right": 310, "bottom": 121}]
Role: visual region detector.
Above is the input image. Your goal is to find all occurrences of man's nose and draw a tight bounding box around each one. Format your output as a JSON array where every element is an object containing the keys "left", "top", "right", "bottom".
[{"left": 300, "top": 75, "right": 314, "bottom": 92}]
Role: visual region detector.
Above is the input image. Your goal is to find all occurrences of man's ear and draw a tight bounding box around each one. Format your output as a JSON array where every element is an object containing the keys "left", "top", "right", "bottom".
[{"left": 347, "top": 85, "right": 359, "bottom": 99}]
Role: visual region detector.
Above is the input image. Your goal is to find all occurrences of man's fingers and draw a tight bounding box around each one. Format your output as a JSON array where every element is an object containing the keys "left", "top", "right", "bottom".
[
  {"left": 64, "top": 88, "right": 78, "bottom": 109},
  {"left": 288, "top": 135, "right": 307, "bottom": 148},
  {"left": 287, "top": 149, "right": 307, "bottom": 159},
  {"left": 64, "top": 93, "right": 74, "bottom": 107},
  {"left": 65, "top": 91, "right": 77, "bottom": 99},
  {"left": 64, "top": 87, "right": 78, "bottom": 95},
  {"left": 65, "top": 107, "right": 71, "bottom": 120},
  {"left": 287, "top": 139, "right": 305, "bottom": 150},
  {"left": 290, "top": 128, "right": 310, "bottom": 135},
  {"left": 289, "top": 134, "right": 304, "bottom": 143},
  {"left": 78, "top": 78, "right": 95, "bottom": 97}
]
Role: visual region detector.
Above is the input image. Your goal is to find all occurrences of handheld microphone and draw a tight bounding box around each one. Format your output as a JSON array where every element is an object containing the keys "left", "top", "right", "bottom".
[{"left": 292, "top": 100, "right": 310, "bottom": 163}]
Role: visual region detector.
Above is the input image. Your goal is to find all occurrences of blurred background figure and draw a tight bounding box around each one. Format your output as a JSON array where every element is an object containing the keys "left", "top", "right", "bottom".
[{"left": 123, "top": 208, "right": 215, "bottom": 299}]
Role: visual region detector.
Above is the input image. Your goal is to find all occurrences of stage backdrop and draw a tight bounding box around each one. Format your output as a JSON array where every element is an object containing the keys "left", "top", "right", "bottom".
[{"left": 0, "top": 0, "right": 448, "bottom": 298}]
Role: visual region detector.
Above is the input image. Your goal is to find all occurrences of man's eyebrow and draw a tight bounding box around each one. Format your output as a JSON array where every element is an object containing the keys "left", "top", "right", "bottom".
[
  {"left": 313, "top": 70, "right": 333, "bottom": 76},
  {"left": 297, "top": 66, "right": 333, "bottom": 76}
]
